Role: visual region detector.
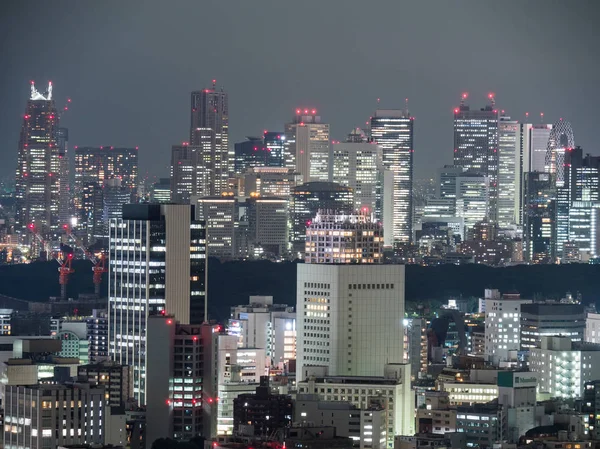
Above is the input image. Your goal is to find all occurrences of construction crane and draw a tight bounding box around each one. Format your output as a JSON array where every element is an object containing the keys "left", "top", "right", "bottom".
[
  {"left": 57, "top": 251, "right": 75, "bottom": 301},
  {"left": 63, "top": 225, "right": 107, "bottom": 297}
]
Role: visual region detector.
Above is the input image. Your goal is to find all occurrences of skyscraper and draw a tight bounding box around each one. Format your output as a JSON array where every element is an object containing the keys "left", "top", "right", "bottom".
[
  {"left": 497, "top": 116, "right": 519, "bottom": 226},
  {"left": 453, "top": 94, "right": 498, "bottom": 221},
  {"left": 516, "top": 123, "right": 553, "bottom": 224},
  {"left": 190, "top": 81, "right": 229, "bottom": 193},
  {"left": 170, "top": 143, "right": 212, "bottom": 203},
  {"left": 331, "top": 128, "right": 384, "bottom": 216},
  {"left": 523, "top": 172, "right": 555, "bottom": 263},
  {"left": 15, "top": 81, "right": 60, "bottom": 233},
  {"left": 555, "top": 146, "right": 582, "bottom": 257},
  {"left": 284, "top": 109, "right": 330, "bottom": 183},
  {"left": 289, "top": 182, "right": 354, "bottom": 252},
  {"left": 57, "top": 127, "right": 71, "bottom": 228},
  {"left": 370, "top": 109, "right": 414, "bottom": 247},
  {"left": 108, "top": 204, "right": 206, "bottom": 404},
  {"left": 195, "top": 195, "right": 237, "bottom": 260}
]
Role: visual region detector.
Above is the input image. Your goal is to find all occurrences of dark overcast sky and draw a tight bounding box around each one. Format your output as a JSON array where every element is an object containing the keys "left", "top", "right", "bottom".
[{"left": 1, "top": 1, "right": 598, "bottom": 183}]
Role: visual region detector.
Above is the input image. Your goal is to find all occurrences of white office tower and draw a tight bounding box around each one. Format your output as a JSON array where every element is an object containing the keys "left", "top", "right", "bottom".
[
  {"left": 284, "top": 109, "right": 330, "bottom": 182},
  {"left": 497, "top": 116, "right": 519, "bottom": 227},
  {"left": 228, "top": 295, "right": 296, "bottom": 368},
  {"left": 529, "top": 336, "right": 600, "bottom": 398},
  {"left": 586, "top": 312, "right": 600, "bottom": 344},
  {"left": 108, "top": 204, "right": 206, "bottom": 405},
  {"left": 484, "top": 292, "right": 532, "bottom": 365},
  {"left": 331, "top": 128, "right": 384, "bottom": 215},
  {"left": 296, "top": 264, "right": 404, "bottom": 381},
  {"left": 569, "top": 201, "right": 600, "bottom": 260},
  {"left": 304, "top": 212, "right": 384, "bottom": 264}
]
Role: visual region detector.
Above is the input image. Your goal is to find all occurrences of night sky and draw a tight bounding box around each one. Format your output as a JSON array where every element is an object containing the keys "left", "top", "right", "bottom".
[{"left": 1, "top": 1, "right": 598, "bottom": 183}]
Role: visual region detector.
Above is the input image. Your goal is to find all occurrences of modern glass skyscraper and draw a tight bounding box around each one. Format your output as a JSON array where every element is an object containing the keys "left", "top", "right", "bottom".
[
  {"left": 108, "top": 204, "right": 206, "bottom": 404},
  {"left": 15, "top": 81, "right": 60, "bottom": 233},
  {"left": 524, "top": 172, "right": 555, "bottom": 263},
  {"left": 497, "top": 116, "right": 519, "bottom": 227},
  {"left": 453, "top": 94, "right": 498, "bottom": 221},
  {"left": 284, "top": 109, "right": 330, "bottom": 183},
  {"left": 370, "top": 109, "right": 414, "bottom": 246},
  {"left": 190, "top": 82, "right": 229, "bottom": 193}
]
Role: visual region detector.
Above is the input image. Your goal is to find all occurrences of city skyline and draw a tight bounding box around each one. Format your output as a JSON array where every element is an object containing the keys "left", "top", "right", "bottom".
[{"left": 1, "top": 1, "right": 598, "bottom": 183}]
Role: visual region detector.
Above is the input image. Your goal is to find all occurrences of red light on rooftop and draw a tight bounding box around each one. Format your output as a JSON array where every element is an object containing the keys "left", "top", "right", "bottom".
[
  {"left": 166, "top": 319, "right": 172, "bottom": 325},
  {"left": 212, "top": 79, "right": 216, "bottom": 84},
  {"left": 49, "top": 115, "right": 54, "bottom": 119},
  {"left": 63, "top": 224, "right": 68, "bottom": 229},
  {"left": 193, "top": 336, "right": 198, "bottom": 341},
  {"left": 68, "top": 253, "right": 73, "bottom": 259},
  {"left": 67, "top": 98, "right": 71, "bottom": 103},
  {"left": 264, "top": 130, "right": 267, "bottom": 134},
  {"left": 166, "top": 399, "right": 171, "bottom": 406},
  {"left": 304, "top": 109, "right": 308, "bottom": 114},
  {"left": 454, "top": 108, "right": 459, "bottom": 114},
  {"left": 208, "top": 397, "right": 213, "bottom": 403},
  {"left": 28, "top": 223, "right": 34, "bottom": 229},
  {"left": 311, "top": 109, "right": 316, "bottom": 114},
  {"left": 488, "top": 92, "right": 494, "bottom": 99},
  {"left": 462, "top": 92, "right": 468, "bottom": 99},
  {"left": 160, "top": 309, "right": 166, "bottom": 315},
  {"left": 296, "top": 109, "right": 300, "bottom": 114}
]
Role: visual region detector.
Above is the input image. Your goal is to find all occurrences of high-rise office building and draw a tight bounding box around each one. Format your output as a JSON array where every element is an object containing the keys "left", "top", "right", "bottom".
[
  {"left": 190, "top": 81, "right": 229, "bottom": 191},
  {"left": 150, "top": 178, "right": 171, "bottom": 203},
  {"left": 497, "top": 116, "right": 519, "bottom": 226},
  {"left": 331, "top": 128, "right": 384, "bottom": 216},
  {"left": 245, "top": 195, "right": 289, "bottom": 257},
  {"left": 516, "top": 123, "right": 553, "bottom": 224},
  {"left": 15, "top": 81, "right": 60, "bottom": 233},
  {"left": 370, "top": 109, "right": 414, "bottom": 246},
  {"left": 263, "top": 131, "right": 286, "bottom": 167},
  {"left": 57, "top": 127, "right": 71, "bottom": 227},
  {"left": 195, "top": 195, "right": 237, "bottom": 260},
  {"left": 146, "top": 315, "right": 217, "bottom": 444},
  {"left": 304, "top": 212, "right": 383, "bottom": 264},
  {"left": 170, "top": 143, "right": 213, "bottom": 203},
  {"left": 228, "top": 296, "right": 296, "bottom": 368},
  {"left": 296, "top": 264, "right": 405, "bottom": 380},
  {"left": 103, "top": 178, "right": 134, "bottom": 233},
  {"left": 453, "top": 94, "right": 498, "bottom": 221},
  {"left": 77, "top": 360, "right": 133, "bottom": 408},
  {"left": 555, "top": 146, "right": 582, "bottom": 257},
  {"left": 438, "top": 165, "right": 466, "bottom": 200},
  {"left": 240, "top": 167, "right": 302, "bottom": 198},
  {"left": 576, "top": 154, "right": 600, "bottom": 202},
  {"left": 568, "top": 201, "right": 600, "bottom": 259},
  {"left": 523, "top": 172, "right": 555, "bottom": 263},
  {"left": 520, "top": 302, "right": 585, "bottom": 350},
  {"left": 484, "top": 292, "right": 532, "bottom": 364},
  {"left": 234, "top": 133, "right": 286, "bottom": 174},
  {"left": 455, "top": 174, "right": 489, "bottom": 234},
  {"left": 284, "top": 109, "right": 330, "bottom": 182},
  {"left": 289, "top": 182, "right": 354, "bottom": 253},
  {"left": 74, "top": 146, "right": 138, "bottom": 205},
  {"left": 545, "top": 120, "right": 575, "bottom": 178},
  {"left": 108, "top": 204, "right": 206, "bottom": 404}
]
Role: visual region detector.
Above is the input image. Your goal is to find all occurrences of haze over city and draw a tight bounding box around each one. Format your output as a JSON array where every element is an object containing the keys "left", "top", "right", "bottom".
[{"left": 1, "top": 0, "right": 599, "bottom": 181}]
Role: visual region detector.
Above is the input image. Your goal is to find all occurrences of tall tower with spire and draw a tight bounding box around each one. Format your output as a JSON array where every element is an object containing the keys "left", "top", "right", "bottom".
[{"left": 15, "top": 81, "right": 60, "bottom": 233}]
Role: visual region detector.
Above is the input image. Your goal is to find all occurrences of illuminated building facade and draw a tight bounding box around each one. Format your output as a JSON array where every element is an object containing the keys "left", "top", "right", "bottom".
[
  {"left": 285, "top": 109, "right": 330, "bottom": 182},
  {"left": 304, "top": 212, "right": 383, "bottom": 264},
  {"left": 455, "top": 174, "right": 489, "bottom": 234},
  {"left": 146, "top": 315, "right": 217, "bottom": 443},
  {"left": 523, "top": 172, "right": 555, "bottom": 263},
  {"left": 576, "top": 154, "right": 600, "bottom": 201},
  {"left": 195, "top": 195, "right": 237, "bottom": 260},
  {"left": 245, "top": 196, "right": 289, "bottom": 257},
  {"left": 497, "top": 116, "right": 519, "bottom": 226},
  {"left": 331, "top": 128, "right": 384, "bottom": 216},
  {"left": 228, "top": 296, "right": 296, "bottom": 368},
  {"left": 555, "top": 146, "right": 582, "bottom": 257},
  {"left": 516, "top": 123, "right": 553, "bottom": 224},
  {"left": 520, "top": 303, "right": 585, "bottom": 350},
  {"left": 190, "top": 82, "right": 229, "bottom": 191},
  {"left": 15, "top": 81, "right": 60, "bottom": 232},
  {"left": 289, "top": 182, "right": 354, "bottom": 252},
  {"left": 74, "top": 146, "right": 138, "bottom": 206},
  {"left": 296, "top": 264, "right": 405, "bottom": 381},
  {"left": 453, "top": 95, "right": 498, "bottom": 221},
  {"left": 568, "top": 201, "right": 600, "bottom": 259},
  {"left": 57, "top": 127, "right": 70, "bottom": 227},
  {"left": 370, "top": 109, "right": 414, "bottom": 246},
  {"left": 170, "top": 143, "right": 213, "bottom": 203},
  {"left": 108, "top": 204, "right": 206, "bottom": 404},
  {"left": 240, "top": 167, "right": 302, "bottom": 198}
]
